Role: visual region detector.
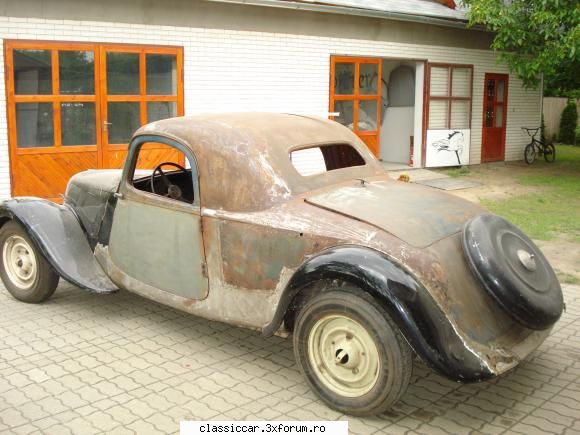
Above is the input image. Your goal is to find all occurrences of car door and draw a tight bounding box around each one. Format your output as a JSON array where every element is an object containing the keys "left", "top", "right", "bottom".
[{"left": 108, "top": 134, "right": 208, "bottom": 300}]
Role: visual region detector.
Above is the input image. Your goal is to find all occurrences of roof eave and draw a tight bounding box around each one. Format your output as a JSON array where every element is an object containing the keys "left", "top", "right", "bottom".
[{"left": 203, "top": 0, "right": 473, "bottom": 30}]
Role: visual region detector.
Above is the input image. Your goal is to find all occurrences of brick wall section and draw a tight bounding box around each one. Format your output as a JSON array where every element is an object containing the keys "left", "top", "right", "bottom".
[{"left": 0, "top": 16, "right": 542, "bottom": 199}]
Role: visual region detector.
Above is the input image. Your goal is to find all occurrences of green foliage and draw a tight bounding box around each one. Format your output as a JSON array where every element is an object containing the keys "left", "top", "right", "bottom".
[
  {"left": 575, "top": 125, "right": 580, "bottom": 145},
  {"left": 541, "top": 113, "right": 546, "bottom": 143},
  {"left": 462, "top": 0, "right": 580, "bottom": 94},
  {"left": 559, "top": 101, "right": 578, "bottom": 144}
]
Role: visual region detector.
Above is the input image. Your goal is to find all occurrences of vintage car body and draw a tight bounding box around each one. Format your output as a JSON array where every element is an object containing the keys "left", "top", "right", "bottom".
[{"left": 0, "top": 113, "right": 563, "bottom": 415}]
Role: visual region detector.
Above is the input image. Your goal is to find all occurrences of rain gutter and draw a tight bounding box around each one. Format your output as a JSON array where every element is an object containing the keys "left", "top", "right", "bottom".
[{"left": 203, "top": 0, "right": 473, "bottom": 30}]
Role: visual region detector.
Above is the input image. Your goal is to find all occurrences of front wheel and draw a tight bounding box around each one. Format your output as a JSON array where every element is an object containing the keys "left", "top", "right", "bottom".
[
  {"left": 524, "top": 143, "right": 536, "bottom": 164},
  {"left": 293, "top": 287, "right": 412, "bottom": 416},
  {"left": 543, "top": 143, "right": 556, "bottom": 163},
  {"left": 0, "top": 220, "right": 59, "bottom": 303}
]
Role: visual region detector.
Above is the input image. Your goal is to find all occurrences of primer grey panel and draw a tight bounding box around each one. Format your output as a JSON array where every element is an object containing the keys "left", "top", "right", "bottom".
[{"left": 109, "top": 199, "right": 208, "bottom": 299}]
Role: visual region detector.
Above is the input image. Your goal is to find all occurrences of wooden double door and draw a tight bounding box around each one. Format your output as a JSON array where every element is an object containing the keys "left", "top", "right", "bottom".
[{"left": 5, "top": 40, "right": 184, "bottom": 201}]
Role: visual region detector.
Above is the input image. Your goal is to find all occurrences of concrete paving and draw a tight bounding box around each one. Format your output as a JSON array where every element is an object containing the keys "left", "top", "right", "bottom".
[{"left": 1, "top": 282, "right": 579, "bottom": 434}]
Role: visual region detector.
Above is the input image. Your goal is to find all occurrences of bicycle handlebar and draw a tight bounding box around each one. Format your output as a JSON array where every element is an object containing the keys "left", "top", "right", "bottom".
[{"left": 522, "top": 127, "right": 540, "bottom": 138}]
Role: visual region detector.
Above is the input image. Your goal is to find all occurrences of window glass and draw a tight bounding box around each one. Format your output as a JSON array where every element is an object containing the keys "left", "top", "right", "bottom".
[
  {"left": 430, "top": 67, "right": 449, "bottom": 97},
  {"left": 146, "top": 54, "right": 177, "bottom": 95},
  {"left": 14, "top": 49, "right": 52, "bottom": 95},
  {"left": 428, "top": 100, "right": 449, "bottom": 129},
  {"left": 359, "top": 63, "right": 378, "bottom": 95},
  {"left": 147, "top": 102, "right": 177, "bottom": 123},
  {"left": 451, "top": 68, "right": 470, "bottom": 97},
  {"left": 333, "top": 100, "right": 354, "bottom": 129},
  {"left": 290, "top": 144, "right": 365, "bottom": 176},
  {"left": 358, "top": 100, "right": 378, "bottom": 131},
  {"left": 495, "top": 105, "right": 504, "bottom": 128},
  {"left": 334, "top": 63, "right": 355, "bottom": 95},
  {"left": 59, "top": 50, "right": 95, "bottom": 95},
  {"left": 496, "top": 80, "right": 505, "bottom": 102},
  {"left": 16, "top": 103, "right": 54, "bottom": 148},
  {"left": 107, "top": 52, "right": 140, "bottom": 95},
  {"left": 450, "top": 100, "right": 470, "bottom": 129},
  {"left": 61, "top": 102, "right": 96, "bottom": 145},
  {"left": 107, "top": 102, "right": 140, "bottom": 144},
  {"left": 131, "top": 143, "right": 196, "bottom": 204}
]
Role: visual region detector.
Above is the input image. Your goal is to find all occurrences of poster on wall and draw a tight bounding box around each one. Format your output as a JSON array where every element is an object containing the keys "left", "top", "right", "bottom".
[{"left": 425, "top": 129, "right": 471, "bottom": 167}]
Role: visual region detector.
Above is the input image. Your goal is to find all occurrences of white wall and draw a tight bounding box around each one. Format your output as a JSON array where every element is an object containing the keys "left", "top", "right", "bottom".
[{"left": 0, "top": 13, "right": 542, "bottom": 198}]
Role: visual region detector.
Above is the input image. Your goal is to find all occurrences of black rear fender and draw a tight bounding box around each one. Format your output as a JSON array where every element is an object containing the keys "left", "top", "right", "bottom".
[
  {"left": 0, "top": 199, "right": 117, "bottom": 293},
  {"left": 263, "top": 245, "right": 493, "bottom": 383}
]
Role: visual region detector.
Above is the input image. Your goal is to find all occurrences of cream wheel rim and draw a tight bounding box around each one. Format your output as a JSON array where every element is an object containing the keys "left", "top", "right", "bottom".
[
  {"left": 2, "top": 235, "right": 38, "bottom": 290},
  {"left": 308, "top": 314, "right": 380, "bottom": 397}
]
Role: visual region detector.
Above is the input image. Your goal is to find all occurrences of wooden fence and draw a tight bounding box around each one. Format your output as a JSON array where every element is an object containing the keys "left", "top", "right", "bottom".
[{"left": 543, "top": 97, "right": 580, "bottom": 141}]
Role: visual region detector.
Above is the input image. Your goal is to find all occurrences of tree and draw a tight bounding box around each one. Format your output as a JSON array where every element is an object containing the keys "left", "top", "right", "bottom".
[
  {"left": 559, "top": 100, "right": 578, "bottom": 144},
  {"left": 461, "top": 0, "right": 580, "bottom": 96}
]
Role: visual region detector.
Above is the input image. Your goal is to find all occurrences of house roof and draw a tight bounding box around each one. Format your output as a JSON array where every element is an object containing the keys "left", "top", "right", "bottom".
[{"left": 206, "top": 0, "right": 469, "bottom": 27}]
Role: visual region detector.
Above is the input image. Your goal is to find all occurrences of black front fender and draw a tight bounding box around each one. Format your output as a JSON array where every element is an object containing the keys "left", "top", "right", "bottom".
[
  {"left": 264, "top": 245, "right": 493, "bottom": 383},
  {"left": 0, "top": 199, "right": 117, "bottom": 293}
]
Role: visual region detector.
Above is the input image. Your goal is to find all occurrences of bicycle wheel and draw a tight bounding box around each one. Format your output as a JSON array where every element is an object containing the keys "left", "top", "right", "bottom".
[
  {"left": 543, "top": 143, "right": 556, "bottom": 163},
  {"left": 524, "top": 143, "right": 536, "bottom": 164}
]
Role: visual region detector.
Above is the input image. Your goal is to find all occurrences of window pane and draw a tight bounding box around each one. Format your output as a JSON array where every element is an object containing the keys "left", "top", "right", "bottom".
[
  {"left": 107, "top": 52, "right": 139, "bottom": 95},
  {"left": 333, "top": 100, "right": 354, "bottom": 129},
  {"left": 358, "top": 100, "right": 378, "bottom": 131},
  {"left": 146, "top": 54, "right": 177, "bottom": 95},
  {"left": 107, "top": 102, "right": 140, "bottom": 144},
  {"left": 59, "top": 51, "right": 95, "bottom": 95},
  {"left": 496, "top": 80, "right": 505, "bottom": 102},
  {"left": 147, "top": 102, "right": 177, "bottom": 123},
  {"left": 495, "top": 105, "right": 504, "bottom": 128},
  {"left": 450, "top": 100, "right": 470, "bottom": 129},
  {"left": 359, "top": 63, "right": 378, "bottom": 96},
  {"left": 430, "top": 67, "right": 449, "bottom": 97},
  {"left": 14, "top": 49, "right": 52, "bottom": 95},
  {"left": 16, "top": 103, "right": 54, "bottom": 148},
  {"left": 61, "top": 102, "right": 96, "bottom": 146},
  {"left": 486, "top": 79, "right": 495, "bottom": 100},
  {"left": 334, "top": 63, "right": 355, "bottom": 95},
  {"left": 452, "top": 67, "right": 470, "bottom": 97},
  {"left": 428, "top": 100, "right": 449, "bottom": 129}
]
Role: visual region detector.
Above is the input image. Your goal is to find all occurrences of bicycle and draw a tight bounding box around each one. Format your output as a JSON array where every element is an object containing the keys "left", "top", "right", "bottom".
[{"left": 522, "top": 127, "right": 556, "bottom": 164}]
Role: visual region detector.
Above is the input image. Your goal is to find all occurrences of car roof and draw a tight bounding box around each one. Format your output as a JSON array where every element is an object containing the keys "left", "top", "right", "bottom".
[{"left": 135, "top": 112, "right": 385, "bottom": 212}]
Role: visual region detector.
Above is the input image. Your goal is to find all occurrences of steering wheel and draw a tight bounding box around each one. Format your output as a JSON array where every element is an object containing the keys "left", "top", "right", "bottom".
[{"left": 150, "top": 162, "right": 188, "bottom": 200}]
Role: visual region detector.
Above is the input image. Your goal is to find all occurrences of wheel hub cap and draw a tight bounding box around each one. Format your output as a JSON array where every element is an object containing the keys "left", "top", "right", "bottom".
[
  {"left": 517, "top": 249, "right": 537, "bottom": 272},
  {"left": 2, "top": 235, "right": 38, "bottom": 290},
  {"left": 308, "top": 314, "right": 380, "bottom": 398}
]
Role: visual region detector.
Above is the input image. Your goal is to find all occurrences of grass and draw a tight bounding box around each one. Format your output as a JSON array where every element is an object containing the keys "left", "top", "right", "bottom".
[
  {"left": 555, "top": 270, "right": 580, "bottom": 285},
  {"left": 440, "top": 166, "right": 471, "bottom": 178},
  {"left": 481, "top": 145, "right": 580, "bottom": 242}
]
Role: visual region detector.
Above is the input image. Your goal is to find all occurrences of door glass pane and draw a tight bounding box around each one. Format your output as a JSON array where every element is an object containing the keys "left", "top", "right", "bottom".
[
  {"left": 358, "top": 100, "right": 378, "bottom": 131},
  {"left": 59, "top": 51, "right": 95, "bottom": 95},
  {"left": 485, "top": 107, "right": 494, "bottom": 128},
  {"left": 107, "top": 102, "right": 140, "bottom": 144},
  {"left": 15, "top": 103, "right": 54, "bottom": 148},
  {"left": 333, "top": 100, "right": 354, "bottom": 129},
  {"left": 334, "top": 63, "right": 355, "bottom": 95},
  {"left": 146, "top": 54, "right": 177, "bottom": 95},
  {"left": 147, "top": 102, "right": 177, "bottom": 123},
  {"left": 450, "top": 100, "right": 470, "bottom": 129},
  {"left": 61, "top": 102, "right": 96, "bottom": 145},
  {"left": 428, "top": 100, "right": 449, "bottom": 129},
  {"left": 359, "top": 63, "right": 378, "bottom": 95},
  {"left": 495, "top": 105, "right": 503, "bottom": 128},
  {"left": 496, "top": 80, "right": 505, "bottom": 102},
  {"left": 107, "top": 52, "right": 140, "bottom": 95},
  {"left": 14, "top": 49, "right": 52, "bottom": 95},
  {"left": 486, "top": 79, "right": 495, "bottom": 99}
]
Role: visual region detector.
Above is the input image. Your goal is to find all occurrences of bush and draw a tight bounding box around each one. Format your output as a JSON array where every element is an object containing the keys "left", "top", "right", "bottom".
[
  {"left": 559, "top": 100, "right": 578, "bottom": 144},
  {"left": 576, "top": 125, "right": 580, "bottom": 145}
]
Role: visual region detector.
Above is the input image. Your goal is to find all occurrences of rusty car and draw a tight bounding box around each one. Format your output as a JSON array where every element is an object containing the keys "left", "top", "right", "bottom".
[{"left": 0, "top": 113, "right": 564, "bottom": 415}]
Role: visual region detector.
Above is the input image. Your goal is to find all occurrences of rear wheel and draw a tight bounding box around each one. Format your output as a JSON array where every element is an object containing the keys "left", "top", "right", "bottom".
[
  {"left": 543, "top": 143, "right": 556, "bottom": 163},
  {"left": 0, "top": 220, "right": 59, "bottom": 303},
  {"left": 293, "top": 287, "right": 412, "bottom": 416},
  {"left": 524, "top": 143, "right": 536, "bottom": 164}
]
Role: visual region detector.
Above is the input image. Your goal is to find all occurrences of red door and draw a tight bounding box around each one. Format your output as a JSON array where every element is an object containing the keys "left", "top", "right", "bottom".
[{"left": 481, "top": 73, "right": 508, "bottom": 162}]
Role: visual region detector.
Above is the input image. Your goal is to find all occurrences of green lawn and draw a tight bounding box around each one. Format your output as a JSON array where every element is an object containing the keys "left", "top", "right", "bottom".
[{"left": 481, "top": 145, "right": 580, "bottom": 242}]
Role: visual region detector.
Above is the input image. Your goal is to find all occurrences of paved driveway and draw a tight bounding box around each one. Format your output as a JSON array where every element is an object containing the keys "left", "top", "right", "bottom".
[{"left": 0, "top": 283, "right": 579, "bottom": 435}]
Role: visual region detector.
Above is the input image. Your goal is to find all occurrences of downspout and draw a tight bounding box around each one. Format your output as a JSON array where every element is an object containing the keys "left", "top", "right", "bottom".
[{"left": 203, "top": 0, "right": 472, "bottom": 30}]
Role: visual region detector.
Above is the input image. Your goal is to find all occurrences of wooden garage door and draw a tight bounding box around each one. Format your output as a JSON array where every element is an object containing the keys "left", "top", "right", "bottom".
[{"left": 5, "top": 41, "right": 184, "bottom": 202}]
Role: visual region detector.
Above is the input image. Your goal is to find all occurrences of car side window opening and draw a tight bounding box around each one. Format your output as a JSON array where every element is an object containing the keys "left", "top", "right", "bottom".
[
  {"left": 130, "top": 142, "right": 197, "bottom": 205},
  {"left": 290, "top": 143, "right": 366, "bottom": 176}
]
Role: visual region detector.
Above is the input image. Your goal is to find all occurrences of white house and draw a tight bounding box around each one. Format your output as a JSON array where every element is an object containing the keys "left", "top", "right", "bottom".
[{"left": 0, "top": 0, "right": 542, "bottom": 201}]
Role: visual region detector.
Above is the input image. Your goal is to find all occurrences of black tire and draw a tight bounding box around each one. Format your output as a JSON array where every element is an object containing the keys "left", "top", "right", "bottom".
[
  {"left": 0, "top": 220, "right": 59, "bottom": 303},
  {"left": 524, "top": 143, "right": 536, "bottom": 164},
  {"left": 543, "top": 143, "right": 556, "bottom": 163},
  {"left": 293, "top": 287, "right": 412, "bottom": 416}
]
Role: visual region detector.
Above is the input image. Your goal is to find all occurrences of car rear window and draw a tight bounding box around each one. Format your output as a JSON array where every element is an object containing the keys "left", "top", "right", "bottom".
[{"left": 290, "top": 144, "right": 365, "bottom": 176}]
